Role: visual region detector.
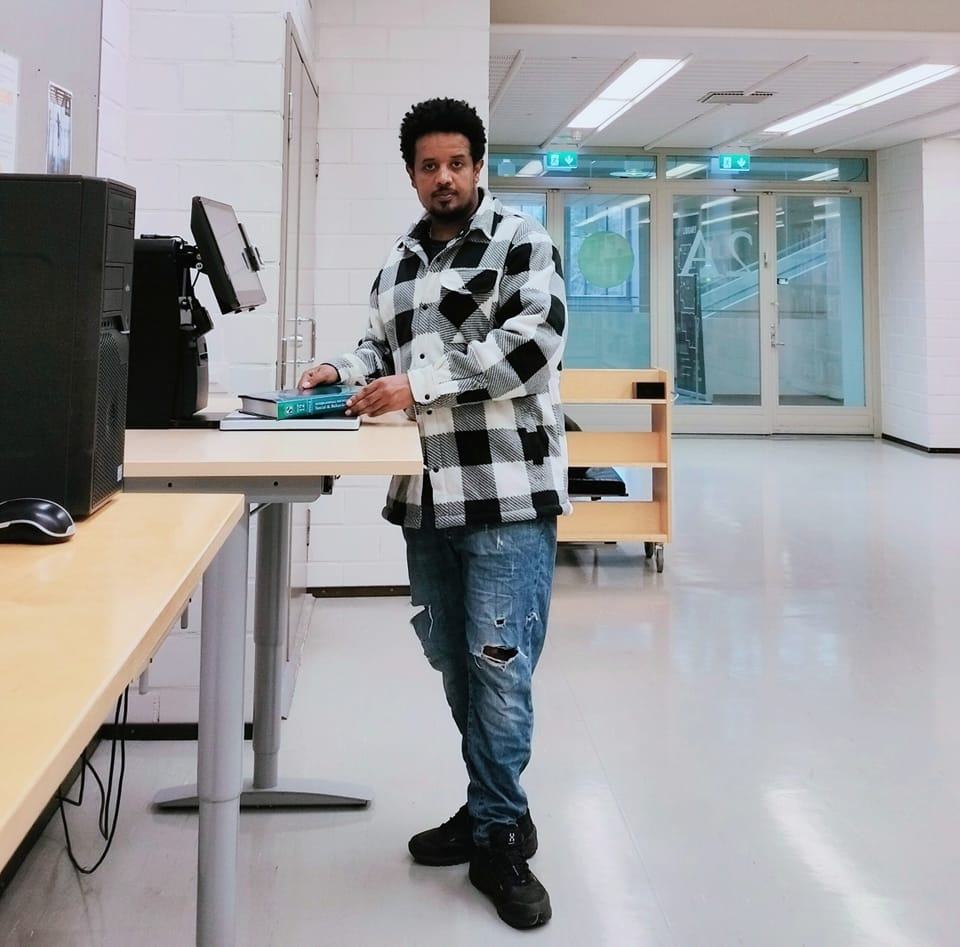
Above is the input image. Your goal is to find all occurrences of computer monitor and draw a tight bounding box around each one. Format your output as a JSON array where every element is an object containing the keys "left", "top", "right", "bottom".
[{"left": 190, "top": 195, "right": 267, "bottom": 314}]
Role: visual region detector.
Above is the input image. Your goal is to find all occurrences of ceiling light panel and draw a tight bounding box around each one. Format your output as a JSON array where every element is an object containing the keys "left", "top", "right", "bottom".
[
  {"left": 784, "top": 69, "right": 960, "bottom": 149},
  {"left": 765, "top": 63, "right": 959, "bottom": 136},
  {"left": 588, "top": 59, "right": 793, "bottom": 148},
  {"left": 570, "top": 98, "right": 625, "bottom": 128},
  {"left": 493, "top": 56, "right": 628, "bottom": 146},
  {"left": 568, "top": 57, "right": 686, "bottom": 130}
]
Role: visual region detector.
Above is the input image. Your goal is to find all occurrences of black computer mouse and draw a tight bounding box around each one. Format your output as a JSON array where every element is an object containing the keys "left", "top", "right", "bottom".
[{"left": 0, "top": 497, "right": 76, "bottom": 544}]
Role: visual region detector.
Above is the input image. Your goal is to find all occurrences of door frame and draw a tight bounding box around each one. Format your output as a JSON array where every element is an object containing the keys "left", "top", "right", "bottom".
[
  {"left": 491, "top": 149, "right": 879, "bottom": 435},
  {"left": 661, "top": 178, "right": 876, "bottom": 435},
  {"left": 766, "top": 191, "right": 875, "bottom": 435},
  {"left": 277, "top": 14, "right": 319, "bottom": 390}
]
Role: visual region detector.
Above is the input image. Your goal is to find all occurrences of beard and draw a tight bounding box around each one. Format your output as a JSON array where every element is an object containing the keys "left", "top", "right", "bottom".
[{"left": 429, "top": 189, "right": 478, "bottom": 225}]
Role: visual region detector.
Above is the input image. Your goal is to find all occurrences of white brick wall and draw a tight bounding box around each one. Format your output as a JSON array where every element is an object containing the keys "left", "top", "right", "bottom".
[
  {"left": 309, "top": 0, "right": 490, "bottom": 589},
  {"left": 124, "top": 0, "right": 288, "bottom": 394},
  {"left": 97, "top": 0, "right": 131, "bottom": 180},
  {"left": 97, "top": 0, "right": 305, "bottom": 721},
  {"left": 878, "top": 139, "right": 960, "bottom": 449},
  {"left": 877, "top": 141, "right": 929, "bottom": 447},
  {"left": 921, "top": 139, "right": 960, "bottom": 448}
]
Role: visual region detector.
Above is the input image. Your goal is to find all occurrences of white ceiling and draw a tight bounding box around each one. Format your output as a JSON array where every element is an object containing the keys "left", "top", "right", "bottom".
[{"left": 490, "top": 29, "right": 960, "bottom": 151}]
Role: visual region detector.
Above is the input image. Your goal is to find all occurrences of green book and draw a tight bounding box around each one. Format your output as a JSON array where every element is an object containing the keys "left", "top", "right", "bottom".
[{"left": 239, "top": 385, "right": 354, "bottom": 420}]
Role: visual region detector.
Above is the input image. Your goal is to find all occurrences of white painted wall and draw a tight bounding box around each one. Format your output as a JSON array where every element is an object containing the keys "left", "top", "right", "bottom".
[
  {"left": 3, "top": 0, "right": 102, "bottom": 174},
  {"left": 306, "top": 0, "right": 490, "bottom": 588},
  {"left": 877, "top": 138, "right": 960, "bottom": 450}
]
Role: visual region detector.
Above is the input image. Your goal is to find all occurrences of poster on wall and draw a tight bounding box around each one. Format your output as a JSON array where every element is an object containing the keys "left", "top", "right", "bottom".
[
  {"left": 0, "top": 51, "right": 19, "bottom": 172},
  {"left": 46, "top": 82, "right": 72, "bottom": 174}
]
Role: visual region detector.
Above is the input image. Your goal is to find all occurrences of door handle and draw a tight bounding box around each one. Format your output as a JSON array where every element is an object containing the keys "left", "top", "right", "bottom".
[
  {"left": 770, "top": 326, "right": 785, "bottom": 348},
  {"left": 280, "top": 334, "right": 305, "bottom": 386},
  {"left": 298, "top": 316, "right": 317, "bottom": 362}
]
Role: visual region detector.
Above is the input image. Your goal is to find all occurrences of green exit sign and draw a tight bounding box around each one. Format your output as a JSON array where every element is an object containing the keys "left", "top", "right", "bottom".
[
  {"left": 545, "top": 151, "right": 578, "bottom": 170},
  {"left": 717, "top": 153, "right": 751, "bottom": 172}
]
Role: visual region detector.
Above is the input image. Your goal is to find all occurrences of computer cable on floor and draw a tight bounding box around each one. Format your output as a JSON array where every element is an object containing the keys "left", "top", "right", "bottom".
[{"left": 56, "top": 686, "right": 129, "bottom": 874}]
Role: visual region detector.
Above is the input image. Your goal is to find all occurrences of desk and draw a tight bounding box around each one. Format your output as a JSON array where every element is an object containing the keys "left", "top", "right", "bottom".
[
  {"left": 0, "top": 493, "right": 247, "bottom": 946},
  {"left": 124, "top": 414, "right": 423, "bottom": 807}
]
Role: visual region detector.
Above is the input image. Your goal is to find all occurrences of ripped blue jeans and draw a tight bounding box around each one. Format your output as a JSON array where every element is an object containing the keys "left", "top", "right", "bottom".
[{"left": 403, "top": 518, "right": 557, "bottom": 845}]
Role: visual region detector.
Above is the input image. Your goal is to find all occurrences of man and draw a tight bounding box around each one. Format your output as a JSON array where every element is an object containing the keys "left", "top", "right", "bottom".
[{"left": 299, "top": 98, "right": 568, "bottom": 930}]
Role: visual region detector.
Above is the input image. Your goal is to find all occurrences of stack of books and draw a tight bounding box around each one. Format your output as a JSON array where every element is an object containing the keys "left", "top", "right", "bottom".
[
  {"left": 218, "top": 384, "right": 361, "bottom": 431},
  {"left": 238, "top": 384, "right": 354, "bottom": 420}
]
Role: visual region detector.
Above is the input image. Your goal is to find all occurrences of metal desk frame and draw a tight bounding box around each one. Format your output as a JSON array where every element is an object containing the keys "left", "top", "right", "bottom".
[{"left": 126, "top": 475, "right": 371, "bottom": 810}]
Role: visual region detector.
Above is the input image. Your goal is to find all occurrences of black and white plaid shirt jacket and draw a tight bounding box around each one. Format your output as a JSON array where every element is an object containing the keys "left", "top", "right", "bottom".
[{"left": 327, "top": 189, "right": 571, "bottom": 530}]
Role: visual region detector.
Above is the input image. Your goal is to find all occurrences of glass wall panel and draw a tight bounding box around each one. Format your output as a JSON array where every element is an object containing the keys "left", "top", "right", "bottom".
[
  {"left": 563, "top": 193, "right": 652, "bottom": 368},
  {"left": 491, "top": 190, "right": 546, "bottom": 226},
  {"left": 665, "top": 154, "right": 867, "bottom": 183},
  {"left": 776, "top": 196, "right": 865, "bottom": 406},
  {"left": 490, "top": 152, "right": 656, "bottom": 181},
  {"left": 673, "top": 194, "right": 761, "bottom": 404}
]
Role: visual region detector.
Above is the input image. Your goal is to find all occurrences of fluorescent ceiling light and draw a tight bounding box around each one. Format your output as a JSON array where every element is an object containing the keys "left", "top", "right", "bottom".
[
  {"left": 569, "top": 58, "right": 686, "bottom": 131},
  {"left": 516, "top": 160, "right": 544, "bottom": 177},
  {"left": 666, "top": 162, "right": 706, "bottom": 179},
  {"left": 800, "top": 168, "right": 840, "bottom": 182},
  {"left": 765, "top": 63, "right": 959, "bottom": 137},
  {"left": 603, "top": 58, "right": 685, "bottom": 101},
  {"left": 672, "top": 208, "right": 758, "bottom": 223},
  {"left": 575, "top": 196, "right": 651, "bottom": 228},
  {"left": 610, "top": 161, "right": 655, "bottom": 179},
  {"left": 700, "top": 196, "right": 739, "bottom": 209},
  {"left": 701, "top": 210, "right": 759, "bottom": 227},
  {"left": 569, "top": 99, "right": 623, "bottom": 129}
]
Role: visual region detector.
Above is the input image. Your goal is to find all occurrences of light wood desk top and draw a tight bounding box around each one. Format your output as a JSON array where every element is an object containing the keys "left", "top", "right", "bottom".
[
  {"left": 0, "top": 493, "right": 244, "bottom": 867},
  {"left": 124, "top": 414, "right": 423, "bottom": 479}
]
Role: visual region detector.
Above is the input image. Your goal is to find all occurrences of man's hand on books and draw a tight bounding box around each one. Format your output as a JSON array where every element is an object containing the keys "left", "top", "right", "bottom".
[
  {"left": 298, "top": 364, "right": 339, "bottom": 390},
  {"left": 346, "top": 375, "right": 414, "bottom": 417}
]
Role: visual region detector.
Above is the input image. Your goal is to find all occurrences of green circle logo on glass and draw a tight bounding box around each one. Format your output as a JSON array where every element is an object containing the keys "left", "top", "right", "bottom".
[{"left": 578, "top": 232, "right": 634, "bottom": 289}]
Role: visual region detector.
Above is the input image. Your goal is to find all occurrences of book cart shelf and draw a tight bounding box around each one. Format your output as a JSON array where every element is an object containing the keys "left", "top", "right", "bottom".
[{"left": 559, "top": 369, "right": 672, "bottom": 572}]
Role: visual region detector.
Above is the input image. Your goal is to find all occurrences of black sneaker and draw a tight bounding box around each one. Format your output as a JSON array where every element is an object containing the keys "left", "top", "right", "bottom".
[
  {"left": 469, "top": 823, "right": 551, "bottom": 929},
  {"left": 408, "top": 806, "right": 538, "bottom": 867}
]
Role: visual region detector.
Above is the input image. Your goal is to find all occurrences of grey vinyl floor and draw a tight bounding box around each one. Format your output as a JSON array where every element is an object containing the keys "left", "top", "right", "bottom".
[{"left": 2, "top": 437, "right": 958, "bottom": 946}]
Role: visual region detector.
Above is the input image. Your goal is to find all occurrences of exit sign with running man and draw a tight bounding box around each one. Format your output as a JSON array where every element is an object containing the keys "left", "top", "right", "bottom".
[
  {"left": 545, "top": 152, "right": 578, "bottom": 170},
  {"left": 716, "top": 153, "right": 751, "bottom": 172}
]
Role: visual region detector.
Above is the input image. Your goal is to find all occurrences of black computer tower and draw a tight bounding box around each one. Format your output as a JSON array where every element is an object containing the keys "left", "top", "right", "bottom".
[{"left": 0, "top": 175, "right": 135, "bottom": 517}]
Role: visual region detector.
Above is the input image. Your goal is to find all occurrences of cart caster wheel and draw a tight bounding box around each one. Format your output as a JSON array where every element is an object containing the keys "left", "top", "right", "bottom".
[
  {"left": 644, "top": 542, "right": 655, "bottom": 559},
  {"left": 655, "top": 544, "right": 664, "bottom": 573}
]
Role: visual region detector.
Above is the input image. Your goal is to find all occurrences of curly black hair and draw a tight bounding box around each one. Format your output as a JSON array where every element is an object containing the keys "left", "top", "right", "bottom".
[{"left": 399, "top": 98, "right": 486, "bottom": 167}]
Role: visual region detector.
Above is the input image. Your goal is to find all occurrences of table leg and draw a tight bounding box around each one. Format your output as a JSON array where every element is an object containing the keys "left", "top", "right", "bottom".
[
  {"left": 196, "top": 515, "right": 248, "bottom": 947},
  {"left": 243, "top": 502, "right": 371, "bottom": 808},
  {"left": 154, "top": 499, "right": 371, "bottom": 812}
]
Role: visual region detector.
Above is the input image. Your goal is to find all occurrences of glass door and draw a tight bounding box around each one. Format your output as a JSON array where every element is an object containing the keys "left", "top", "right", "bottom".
[
  {"left": 672, "top": 193, "right": 761, "bottom": 407},
  {"left": 771, "top": 195, "right": 868, "bottom": 431},
  {"left": 671, "top": 191, "right": 871, "bottom": 433}
]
